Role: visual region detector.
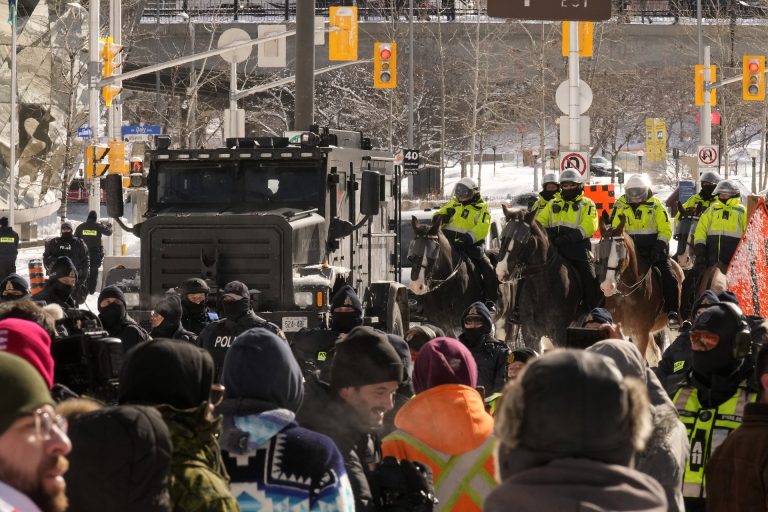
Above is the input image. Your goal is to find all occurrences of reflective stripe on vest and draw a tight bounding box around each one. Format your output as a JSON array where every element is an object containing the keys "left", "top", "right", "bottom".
[
  {"left": 673, "top": 383, "right": 756, "bottom": 499},
  {"left": 384, "top": 430, "right": 496, "bottom": 510}
]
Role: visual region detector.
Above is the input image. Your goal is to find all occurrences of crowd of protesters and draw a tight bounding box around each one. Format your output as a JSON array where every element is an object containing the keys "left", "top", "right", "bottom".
[{"left": 0, "top": 248, "right": 768, "bottom": 512}]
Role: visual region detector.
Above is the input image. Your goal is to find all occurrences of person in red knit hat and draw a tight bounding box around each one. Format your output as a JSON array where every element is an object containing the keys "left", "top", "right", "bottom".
[{"left": 0, "top": 318, "right": 54, "bottom": 388}]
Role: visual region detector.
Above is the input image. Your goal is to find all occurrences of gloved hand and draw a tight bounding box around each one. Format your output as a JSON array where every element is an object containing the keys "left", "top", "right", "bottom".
[
  {"left": 693, "top": 244, "right": 708, "bottom": 273},
  {"left": 652, "top": 240, "right": 668, "bottom": 263},
  {"left": 445, "top": 207, "right": 455, "bottom": 218},
  {"left": 373, "top": 457, "right": 437, "bottom": 512}
]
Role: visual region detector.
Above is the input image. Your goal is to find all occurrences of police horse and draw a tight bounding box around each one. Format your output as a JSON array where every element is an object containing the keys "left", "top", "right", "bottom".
[
  {"left": 596, "top": 213, "right": 684, "bottom": 364},
  {"left": 407, "top": 216, "right": 512, "bottom": 340},
  {"left": 494, "top": 207, "right": 586, "bottom": 351},
  {"left": 674, "top": 202, "right": 727, "bottom": 318}
]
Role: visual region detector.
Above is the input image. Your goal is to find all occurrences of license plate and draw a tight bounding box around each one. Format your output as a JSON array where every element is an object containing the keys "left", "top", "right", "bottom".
[{"left": 282, "top": 316, "right": 308, "bottom": 332}]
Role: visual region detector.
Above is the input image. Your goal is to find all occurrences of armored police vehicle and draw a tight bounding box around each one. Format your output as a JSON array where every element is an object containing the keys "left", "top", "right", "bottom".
[{"left": 104, "top": 128, "right": 409, "bottom": 337}]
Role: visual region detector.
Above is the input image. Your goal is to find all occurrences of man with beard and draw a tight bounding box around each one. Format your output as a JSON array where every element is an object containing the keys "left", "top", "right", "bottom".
[
  {"left": 0, "top": 352, "right": 71, "bottom": 512},
  {"left": 297, "top": 326, "right": 404, "bottom": 511},
  {"left": 458, "top": 302, "right": 508, "bottom": 396},
  {"left": 149, "top": 295, "right": 196, "bottom": 343},
  {"left": 291, "top": 284, "right": 363, "bottom": 381},
  {"left": 32, "top": 257, "right": 78, "bottom": 309},
  {"left": 43, "top": 224, "right": 89, "bottom": 305},
  {"left": 178, "top": 278, "right": 217, "bottom": 336},
  {"left": 198, "top": 280, "right": 284, "bottom": 380},
  {"left": 97, "top": 285, "right": 149, "bottom": 353}
]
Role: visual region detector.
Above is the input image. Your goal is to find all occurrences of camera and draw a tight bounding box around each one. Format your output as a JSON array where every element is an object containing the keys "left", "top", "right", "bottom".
[{"left": 51, "top": 309, "right": 124, "bottom": 404}]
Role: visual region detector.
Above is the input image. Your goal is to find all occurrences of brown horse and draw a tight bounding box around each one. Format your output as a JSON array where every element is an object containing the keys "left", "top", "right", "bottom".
[
  {"left": 495, "top": 206, "right": 586, "bottom": 351},
  {"left": 596, "top": 214, "right": 683, "bottom": 364}
]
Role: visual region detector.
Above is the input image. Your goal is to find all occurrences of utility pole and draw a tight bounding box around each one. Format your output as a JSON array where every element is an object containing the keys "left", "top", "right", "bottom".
[
  {"left": 294, "top": 0, "right": 314, "bottom": 130},
  {"left": 88, "top": 0, "right": 101, "bottom": 215},
  {"left": 408, "top": 0, "right": 414, "bottom": 148},
  {"left": 568, "top": 21, "right": 580, "bottom": 152},
  {"left": 109, "top": 0, "right": 123, "bottom": 257}
]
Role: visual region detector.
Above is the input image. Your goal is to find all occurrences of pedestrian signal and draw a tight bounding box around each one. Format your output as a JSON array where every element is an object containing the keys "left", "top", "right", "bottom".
[
  {"left": 85, "top": 144, "right": 110, "bottom": 180},
  {"left": 742, "top": 56, "right": 765, "bottom": 101},
  {"left": 374, "top": 42, "right": 397, "bottom": 89}
]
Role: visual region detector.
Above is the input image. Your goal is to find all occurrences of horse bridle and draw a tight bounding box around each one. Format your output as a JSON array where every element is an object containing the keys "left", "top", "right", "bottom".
[
  {"left": 407, "top": 234, "right": 440, "bottom": 282},
  {"left": 598, "top": 234, "right": 650, "bottom": 297},
  {"left": 499, "top": 219, "right": 541, "bottom": 279}
]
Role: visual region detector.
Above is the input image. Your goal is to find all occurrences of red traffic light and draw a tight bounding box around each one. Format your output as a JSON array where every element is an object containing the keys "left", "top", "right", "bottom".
[
  {"left": 749, "top": 60, "right": 761, "bottom": 73},
  {"left": 380, "top": 47, "right": 392, "bottom": 60}
]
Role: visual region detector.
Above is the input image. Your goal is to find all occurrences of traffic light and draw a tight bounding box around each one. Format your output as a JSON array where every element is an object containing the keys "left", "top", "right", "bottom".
[
  {"left": 84, "top": 144, "right": 110, "bottom": 180},
  {"left": 373, "top": 42, "right": 397, "bottom": 89},
  {"left": 742, "top": 55, "right": 765, "bottom": 101},
  {"left": 100, "top": 36, "right": 123, "bottom": 106},
  {"left": 107, "top": 140, "right": 127, "bottom": 176},
  {"left": 694, "top": 64, "right": 717, "bottom": 107}
]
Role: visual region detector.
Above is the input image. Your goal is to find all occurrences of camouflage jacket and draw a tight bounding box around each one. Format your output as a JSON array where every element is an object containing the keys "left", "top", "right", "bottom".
[{"left": 157, "top": 403, "right": 240, "bottom": 512}]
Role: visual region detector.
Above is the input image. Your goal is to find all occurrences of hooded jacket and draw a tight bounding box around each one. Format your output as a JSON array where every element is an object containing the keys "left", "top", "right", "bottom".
[
  {"left": 588, "top": 339, "right": 688, "bottom": 512},
  {"left": 65, "top": 405, "right": 172, "bottom": 512},
  {"left": 43, "top": 233, "right": 89, "bottom": 282},
  {"left": 458, "top": 303, "right": 507, "bottom": 395},
  {"left": 382, "top": 385, "right": 495, "bottom": 511}
]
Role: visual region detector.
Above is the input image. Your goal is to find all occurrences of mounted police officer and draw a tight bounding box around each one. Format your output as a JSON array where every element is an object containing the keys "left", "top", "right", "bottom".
[
  {"left": 535, "top": 168, "right": 601, "bottom": 310},
  {"left": 674, "top": 170, "right": 721, "bottom": 221},
  {"left": 458, "top": 301, "right": 508, "bottom": 396},
  {"left": 693, "top": 179, "right": 746, "bottom": 275},
  {"left": 671, "top": 303, "right": 757, "bottom": 512},
  {"left": 43, "top": 222, "right": 89, "bottom": 305},
  {"left": 530, "top": 172, "right": 560, "bottom": 215},
  {"left": 197, "top": 280, "right": 284, "bottom": 380},
  {"left": 611, "top": 174, "right": 680, "bottom": 327},
  {"left": 178, "top": 277, "right": 218, "bottom": 335},
  {"left": 0, "top": 217, "right": 19, "bottom": 281},
  {"left": 433, "top": 177, "right": 499, "bottom": 312},
  {"left": 74, "top": 210, "right": 113, "bottom": 295}
]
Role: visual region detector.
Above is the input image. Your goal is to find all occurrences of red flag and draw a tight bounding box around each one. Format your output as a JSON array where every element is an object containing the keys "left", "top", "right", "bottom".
[{"left": 727, "top": 199, "right": 768, "bottom": 316}]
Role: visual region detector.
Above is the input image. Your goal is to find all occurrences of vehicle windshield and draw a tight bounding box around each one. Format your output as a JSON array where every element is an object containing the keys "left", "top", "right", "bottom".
[{"left": 153, "top": 159, "right": 324, "bottom": 211}]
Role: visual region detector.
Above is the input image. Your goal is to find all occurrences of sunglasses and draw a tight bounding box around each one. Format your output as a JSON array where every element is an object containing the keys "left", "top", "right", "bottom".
[{"left": 690, "top": 331, "right": 720, "bottom": 352}]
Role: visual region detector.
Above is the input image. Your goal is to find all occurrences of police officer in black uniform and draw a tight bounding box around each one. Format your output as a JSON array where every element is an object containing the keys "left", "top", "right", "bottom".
[
  {"left": 75, "top": 210, "right": 113, "bottom": 295},
  {"left": 97, "top": 285, "right": 149, "bottom": 353},
  {"left": 197, "top": 280, "right": 285, "bottom": 380},
  {"left": 31, "top": 256, "right": 78, "bottom": 309},
  {"left": 0, "top": 217, "right": 19, "bottom": 281},
  {"left": 290, "top": 284, "right": 364, "bottom": 381},
  {"left": 43, "top": 223, "right": 89, "bottom": 305},
  {"left": 178, "top": 277, "right": 218, "bottom": 335},
  {"left": 458, "top": 301, "right": 509, "bottom": 396}
]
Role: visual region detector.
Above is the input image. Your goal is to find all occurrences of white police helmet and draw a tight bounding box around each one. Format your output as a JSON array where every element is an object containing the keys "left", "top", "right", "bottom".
[
  {"left": 454, "top": 177, "right": 479, "bottom": 202},
  {"left": 625, "top": 174, "right": 652, "bottom": 203}
]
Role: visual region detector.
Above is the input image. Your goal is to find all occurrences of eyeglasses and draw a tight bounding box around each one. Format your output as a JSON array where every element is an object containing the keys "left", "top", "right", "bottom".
[
  {"left": 690, "top": 331, "right": 720, "bottom": 352},
  {"left": 33, "top": 408, "right": 68, "bottom": 441},
  {"left": 209, "top": 384, "right": 225, "bottom": 407}
]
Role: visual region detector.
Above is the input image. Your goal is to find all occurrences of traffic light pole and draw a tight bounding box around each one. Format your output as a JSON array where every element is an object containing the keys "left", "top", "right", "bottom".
[
  {"left": 88, "top": 0, "right": 101, "bottom": 215},
  {"left": 109, "top": 0, "right": 123, "bottom": 257}
]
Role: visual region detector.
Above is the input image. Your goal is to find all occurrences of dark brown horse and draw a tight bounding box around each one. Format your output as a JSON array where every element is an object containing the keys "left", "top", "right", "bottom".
[
  {"left": 407, "top": 215, "right": 512, "bottom": 339},
  {"left": 596, "top": 213, "right": 683, "bottom": 364},
  {"left": 495, "top": 206, "right": 585, "bottom": 351}
]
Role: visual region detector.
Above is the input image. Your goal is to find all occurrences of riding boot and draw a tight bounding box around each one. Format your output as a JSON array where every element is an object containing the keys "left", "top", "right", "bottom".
[
  {"left": 473, "top": 253, "right": 499, "bottom": 304},
  {"left": 569, "top": 258, "right": 601, "bottom": 310},
  {"left": 655, "top": 258, "right": 680, "bottom": 314}
]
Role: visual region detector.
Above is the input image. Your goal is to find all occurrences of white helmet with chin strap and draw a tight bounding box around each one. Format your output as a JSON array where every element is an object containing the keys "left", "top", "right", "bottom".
[
  {"left": 625, "top": 174, "right": 652, "bottom": 203},
  {"left": 542, "top": 172, "right": 560, "bottom": 186},
  {"left": 699, "top": 170, "right": 722, "bottom": 186},
  {"left": 454, "top": 177, "right": 479, "bottom": 202}
]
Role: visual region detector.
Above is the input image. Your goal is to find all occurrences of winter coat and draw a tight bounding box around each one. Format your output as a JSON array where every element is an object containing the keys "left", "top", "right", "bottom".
[
  {"left": 297, "top": 376, "right": 379, "bottom": 512},
  {"left": 219, "top": 404, "right": 354, "bottom": 511},
  {"left": 0, "top": 226, "right": 19, "bottom": 257},
  {"left": 105, "top": 315, "right": 150, "bottom": 353},
  {"left": 31, "top": 282, "right": 76, "bottom": 309},
  {"left": 290, "top": 327, "right": 342, "bottom": 381},
  {"left": 157, "top": 403, "right": 239, "bottom": 512},
  {"left": 198, "top": 310, "right": 283, "bottom": 379},
  {"left": 656, "top": 330, "right": 693, "bottom": 397},
  {"left": 587, "top": 339, "right": 688, "bottom": 512},
  {"left": 181, "top": 309, "right": 217, "bottom": 337},
  {"left": 484, "top": 458, "right": 667, "bottom": 512},
  {"left": 43, "top": 235, "right": 89, "bottom": 282},
  {"left": 382, "top": 384, "right": 496, "bottom": 511},
  {"left": 706, "top": 401, "right": 768, "bottom": 512},
  {"left": 151, "top": 323, "right": 197, "bottom": 344},
  {"left": 458, "top": 332, "right": 508, "bottom": 395},
  {"left": 74, "top": 218, "right": 113, "bottom": 254}
]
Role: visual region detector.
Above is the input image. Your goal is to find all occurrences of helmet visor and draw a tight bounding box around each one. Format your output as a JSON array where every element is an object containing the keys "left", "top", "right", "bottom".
[
  {"left": 455, "top": 184, "right": 473, "bottom": 202},
  {"left": 626, "top": 188, "right": 648, "bottom": 203}
]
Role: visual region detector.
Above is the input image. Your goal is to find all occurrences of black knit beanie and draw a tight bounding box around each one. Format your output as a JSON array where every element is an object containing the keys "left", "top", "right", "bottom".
[
  {"left": 331, "top": 285, "right": 363, "bottom": 314},
  {"left": 98, "top": 285, "right": 127, "bottom": 305},
  {"left": 154, "top": 295, "right": 182, "bottom": 326},
  {"left": 331, "top": 326, "right": 403, "bottom": 389},
  {"left": 49, "top": 256, "right": 78, "bottom": 280},
  {"left": 119, "top": 339, "right": 214, "bottom": 410}
]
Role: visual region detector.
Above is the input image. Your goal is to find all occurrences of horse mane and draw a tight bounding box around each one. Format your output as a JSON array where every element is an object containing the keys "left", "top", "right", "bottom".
[{"left": 621, "top": 231, "right": 640, "bottom": 277}]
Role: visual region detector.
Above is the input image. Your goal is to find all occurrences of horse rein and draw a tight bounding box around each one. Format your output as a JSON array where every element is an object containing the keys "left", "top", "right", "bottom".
[{"left": 601, "top": 235, "right": 653, "bottom": 298}]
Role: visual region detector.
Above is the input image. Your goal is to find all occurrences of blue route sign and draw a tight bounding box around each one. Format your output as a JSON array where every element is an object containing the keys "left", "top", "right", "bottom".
[
  {"left": 678, "top": 180, "right": 696, "bottom": 204},
  {"left": 77, "top": 127, "right": 92, "bottom": 139},
  {"left": 121, "top": 125, "right": 161, "bottom": 136}
]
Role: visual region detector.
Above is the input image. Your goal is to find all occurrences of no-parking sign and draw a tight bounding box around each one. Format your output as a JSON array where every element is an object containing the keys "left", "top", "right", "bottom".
[{"left": 560, "top": 151, "right": 590, "bottom": 175}]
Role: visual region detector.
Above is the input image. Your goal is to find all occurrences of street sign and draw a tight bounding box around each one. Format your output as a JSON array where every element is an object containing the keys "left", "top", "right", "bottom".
[
  {"left": 77, "top": 127, "right": 92, "bottom": 139},
  {"left": 121, "top": 125, "right": 161, "bottom": 136},
  {"left": 555, "top": 80, "right": 593, "bottom": 115},
  {"left": 329, "top": 6, "right": 358, "bottom": 61},
  {"left": 645, "top": 118, "right": 666, "bottom": 161},
  {"left": 488, "top": 0, "right": 611, "bottom": 21},
  {"left": 678, "top": 180, "right": 696, "bottom": 204},
  {"left": 559, "top": 115, "right": 590, "bottom": 147},
  {"left": 697, "top": 145, "right": 719, "bottom": 167},
  {"left": 218, "top": 28, "right": 252, "bottom": 64},
  {"left": 257, "top": 25, "right": 287, "bottom": 68},
  {"left": 561, "top": 21, "right": 594, "bottom": 57},
  {"left": 403, "top": 149, "right": 420, "bottom": 174},
  {"left": 560, "top": 151, "right": 589, "bottom": 175}
]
